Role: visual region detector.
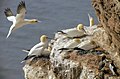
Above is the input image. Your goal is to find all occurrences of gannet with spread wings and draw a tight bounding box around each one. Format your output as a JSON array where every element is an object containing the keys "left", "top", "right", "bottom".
[{"left": 4, "top": 1, "right": 40, "bottom": 38}]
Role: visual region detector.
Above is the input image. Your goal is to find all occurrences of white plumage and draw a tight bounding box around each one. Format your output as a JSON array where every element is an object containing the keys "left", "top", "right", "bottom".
[
  {"left": 4, "top": 1, "right": 40, "bottom": 38},
  {"left": 64, "top": 38, "right": 81, "bottom": 48},
  {"left": 22, "top": 35, "right": 49, "bottom": 62},
  {"left": 59, "top": 24, "right": 86, "bottom": 38}
]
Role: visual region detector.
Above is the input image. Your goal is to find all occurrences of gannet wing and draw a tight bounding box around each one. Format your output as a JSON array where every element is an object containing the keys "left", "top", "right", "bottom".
[
  {"left": 16, "top": 1, "right": 26, "bottom": 21},
  {"left": 4, "top": 8, "right": 16, "bottom": 22},
  {"left": 28, "top": 43, "right": 45, "bottom": 55},
  {"left": 28, "top": 47, "right": 44, "bottom": 56}
]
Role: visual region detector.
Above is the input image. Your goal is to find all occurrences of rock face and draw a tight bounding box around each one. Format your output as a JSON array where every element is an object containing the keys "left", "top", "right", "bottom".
[
  {"left": 23, "top": 0, "right": 120, "bottom": 79},
  {"left": 92, "top": 0, "right": 120, "bottom": 69},
  {"left": 23, "top": 58, "right": 52, "bottom": 79},
  {"left": 23, "top": 25, "right": 120, "bottom": 79}
]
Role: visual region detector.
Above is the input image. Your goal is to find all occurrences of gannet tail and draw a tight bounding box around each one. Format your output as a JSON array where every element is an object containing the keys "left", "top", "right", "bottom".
[
  {"left": 21, "top": 60, "right": 25, "bottom": 63},
  {"left": 22, "top": 49, "right": 30, "bottom": 53},
  {"left": 6, "top": 25, "right": 15, "bottom": 39},
  {"left": 21, "top": 55, "right": 36, "bottom": 63},
  {"left": 6, "top": 30, "right": 12, "bottom": 39}
]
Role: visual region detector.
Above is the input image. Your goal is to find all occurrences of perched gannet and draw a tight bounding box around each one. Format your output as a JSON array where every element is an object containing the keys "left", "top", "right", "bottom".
[
  {"left": 4, "top": 1, "right": 40, "bottom": 38},
  {"left": 58, "top": 38, "right": 80, "bottom": 53},
  {"left": 64, "top": 38, "right": 81, "bottom": 48},
  {"left": 98, "top": 55, "right": 106, "bottom": 70},
  {"left": 76, "top": 40, "right": 97, "bottom": 50},
  {"left": 57, "top": 24, "right": 86, "bottom": 38},
  {"left": 109, "top": 61, "right": 119, "bottom": 76},
  {"left": 21, "top": 35, "right": 49, "bottom": 62},
  {"left": 88, "top": 13, "right": 94, "bottom": 27}
]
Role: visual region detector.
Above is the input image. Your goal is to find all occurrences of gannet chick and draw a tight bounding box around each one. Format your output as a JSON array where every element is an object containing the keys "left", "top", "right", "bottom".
[
  {"left": 4, "top": 1, "right": 40, "bottom": 38},
  {"left": 57, "top": 24, "right": 86, "bottom": 38},
  {"left": 88, "top": 13, "right": 94, "bottom": 27},
  {"left": 109, "top": 61, "right": 119, "bottom": 76},
  {"left": 21, "top": 35, "right": 49, "bottom": 63}
]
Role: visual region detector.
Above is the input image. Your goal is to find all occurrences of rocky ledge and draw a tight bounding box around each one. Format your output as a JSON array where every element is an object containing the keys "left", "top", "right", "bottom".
[{"left": 23, "top": 0, "right": 120, "bottom": 79}]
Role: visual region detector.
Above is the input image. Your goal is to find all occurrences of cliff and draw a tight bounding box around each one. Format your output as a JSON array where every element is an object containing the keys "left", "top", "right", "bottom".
[
  {"left": 92, "top": 0, "right": 120, "bottom": 70},
  {"left": 23, "top": 0, "right": 120, "bottom": 79}
]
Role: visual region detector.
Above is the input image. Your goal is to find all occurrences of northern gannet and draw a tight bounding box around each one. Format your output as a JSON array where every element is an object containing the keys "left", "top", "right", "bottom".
[
  {"left": 4, "top": 1, "right": 40, "bottom": 38},
  {"left": 57, "top": 24, "right": 86, "bottom": 38},
  {"left": 64, "top": 38, "right": 81, "bottom": 48},
  {"left": 88, "top": 14, "right": 94, "bottom": 27},
  {"left": 58, "top": 38, "right": 81, "bottom": 53},
  {"left": 21, "top": 35, "right": 49, "bottom": 62},
  {"left": 76, "top": 40, "right": 97, "bottom": 50},
  {"left": 109, "top": 61, "right": 119, "bottom": 76},
  {"left": 98, "top": 55, "right": 106, "bottom": 70}
]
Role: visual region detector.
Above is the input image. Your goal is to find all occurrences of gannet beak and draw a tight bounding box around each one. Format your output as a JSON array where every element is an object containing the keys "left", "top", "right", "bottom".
[
  {"left": 48, "top": 37, "right": 52, "bottom": 39},
  {"left": 38, "top": 20, "right": 41, "bottom": 23}
]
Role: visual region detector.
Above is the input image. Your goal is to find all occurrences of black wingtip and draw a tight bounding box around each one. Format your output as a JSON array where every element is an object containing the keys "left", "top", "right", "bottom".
[
  {"left": 24, "top": 55, "right": 36, "bottom": 60},
  {"left": 20, "top": 1, "right": 25, "bottom": 7},
  {"left": 17, "top": 1, "right": 26, "bottom": 14},
  {"left": 73, "top": 47, "right": 85, "bottom": 51},
  {"left": 4, "top": 8, "right": 13, "bottom": 17},
  {"left": 58, "top": 48, "right": 69, "bottom": 50},
  {"left": 57, "top": 30, "right": 67, "bottom": 34}
]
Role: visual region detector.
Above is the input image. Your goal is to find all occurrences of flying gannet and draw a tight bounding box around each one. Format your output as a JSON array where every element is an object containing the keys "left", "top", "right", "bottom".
[
  {"left": 57, "top": 24, "right": 86, "bottom": 38},
  {"left": 4, "top": 1, "right": 40, "bottom": 38},
  {"left": 88, "top": 13, "right": 94, "bottom": 27},
  {"left": 21, "top": 35, "right": 49, "bottom": 63}
]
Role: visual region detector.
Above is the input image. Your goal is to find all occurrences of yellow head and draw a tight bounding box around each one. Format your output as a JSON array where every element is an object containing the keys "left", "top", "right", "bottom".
[
  {"left": 30, "top": 19, "right": 40, "bottom": 24},
  {"left": 40, "top": 35, "right": 48, "bottom": 42},
  {"left": 73, "top": 38, "right": 81, "bottom": 43},
  {"left": 76, "top": 24, "right": 84, "bottom": 31}
]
